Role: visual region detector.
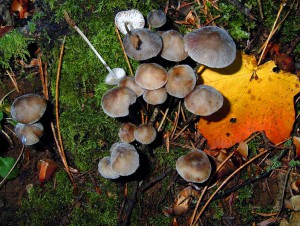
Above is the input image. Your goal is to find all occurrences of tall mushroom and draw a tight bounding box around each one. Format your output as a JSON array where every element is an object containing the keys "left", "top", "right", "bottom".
[
  {"left": 115, "top": 9, "right": 145, "bottom": 35},
  {"left": 184, "top": 26, "right": 236, "bottom": 68},
  {"left": 15, "top": 122, "right": 44, "bottom": 145}
]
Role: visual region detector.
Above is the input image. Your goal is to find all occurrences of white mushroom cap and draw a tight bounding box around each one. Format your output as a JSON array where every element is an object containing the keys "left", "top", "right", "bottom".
[
  {"left": 184, "top": 26, "right": 236, "bottom": 68},
  {"left": 101, "top": 87, "right": 137, "bottom": 118},
  {"left": 143, "top": 87, "right": 168, "bottom": 105},
  {"left": 11, "top": 94, "right": 47, "bottom": 124},
  {"left": 134, "top": 124, "right": 157, "bottom": 145},
  {"left": 98, "top": 156, "right": 120, "bottom": 179},
  {"left": 110, "top": 142, "right": 140, "bottom": 176},
  {"left": 184, "top": 85, "right": 223, "bottom": 116},
  {"left": 115, "top": 9, "right": 145, "bottom": 35},
  {"left": 15, "top": 122, "right": 44, "bottom": 145},
  {"left": 105, "top": 68, "right": 126, "bottom": 85},
  {"left": 176, "top": 150, "right": 212, "bottom": 183},
  {"left": 118, "top": 76, "right": 145, "bottom": 97}
]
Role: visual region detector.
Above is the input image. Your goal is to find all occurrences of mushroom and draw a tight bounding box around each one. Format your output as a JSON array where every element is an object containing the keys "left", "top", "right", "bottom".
[
  {"left": 176, "top": 150, "right": 212, "bottom": 183},
  {"left": 118, "top": 122, "right": 136, "bottom": 143},
  {"left": 118, "top": 76, "right": 145, "bottom": 97},
  {"left": 134, "top": 124, "right": 157, "bottom": 145},
  {"left": 135, "top": 63, "right": 168, "bottom": 90},
  {"left": 165, "top": 64, "right": 196, "bottom": 98},
  {"left": 184, "top": 85, "right": 223, "bottom": 116},
  {"left": 143, "top": 87, "right": 168, "bottom": 105},
  {"left": 64, "top": 12, "right": 125, "bottom": 85},
  {"left": 161, "top": 30, "right": 188, "bottom": 62},
  {"left": 123, "top": 28, "right": 162, "bottom": 61},
  {"left": 15, "top": 122, "right": 44, "bottom": 145},
  {"left": 110, "top": 142, "right": 139, "bottom": 176},
  {"left": 184, "top": 26, "right": 236, "bottom": 68},
  {"left": 101, "top": 87, "right": 137, "bottom": 118},
  {"left": 98, "top": 156, "right": 120, "bottom": 179},
  {"left": 147, "top": 9, "right": 167, "bottom": 28},
  {"left": 11, "top": 94, "right": 47, "bottom": 124},
  {"left": 115, "top": 9, "right": 145, "bottom": 35}
]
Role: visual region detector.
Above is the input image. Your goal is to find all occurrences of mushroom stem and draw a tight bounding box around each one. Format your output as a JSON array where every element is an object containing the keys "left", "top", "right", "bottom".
[
  {"left": 64, "top": 11, "right": 116, "bottom": 77},
  {"left": 124, "top": 22, "right": 141, "bottom": 50}
]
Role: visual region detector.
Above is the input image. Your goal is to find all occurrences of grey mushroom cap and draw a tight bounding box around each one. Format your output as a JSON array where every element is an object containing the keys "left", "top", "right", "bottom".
[
  {"left": 101, "top": 87, "right": 137, "bottom": 118},
  {"left": 98, "top": 156, "right": 120, "bottom": 179},
  {"left": 134, "top": 124, "right": 157, "bottom": 145},
  {"left": 110, "top": 142, "right": 140, "bottom": 176},
  {"left": 143, "top": 87, "right": 168, "bottom": 105},
  {"left": 184, "top": 85, "right": 224, "bottom": 116},
  {"left": 115, "top": 9, "right": 145, "bottom": 35},
  {"left": 135, "top": 63, "right": 168, "bottom": 90},
  {"left": 184, "top": 26, "right": 236, "bottom": 68},
  {"left": 147, "top": 9, "right": 167, "bottom": 28},
  {"left": 15, "top": 122, "right": 44, "bottom": 145},
  {"left": 118, "top": 76, "right": 145, "bottom": 97},
  {"left": 11, "top": 94, "right": 47, "bottom": 124},
  {"left": 165, "top": 64, "right": 196, "bottom": 98},
  {"left": 123, "top": 28, "right": 162, "bottom": 61},
  {"left": 176, "top": 150, "right": 212, "bottom": 183},
  {"left": 118, "top": 122, "right": 136, "bottom": 143},
  {"left": 161, "top": 30, "right": 188, "bottom": 62}
]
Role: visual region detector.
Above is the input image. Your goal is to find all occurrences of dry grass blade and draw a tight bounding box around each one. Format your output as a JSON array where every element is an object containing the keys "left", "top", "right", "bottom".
[{"left": 6, "top": 70, "right": 19, "bottom": 92}]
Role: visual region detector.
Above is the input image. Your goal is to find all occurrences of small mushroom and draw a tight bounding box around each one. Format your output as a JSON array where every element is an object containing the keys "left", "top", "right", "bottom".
[
  {"left": 98, "top": 156, "right": 120, "bottom": 179},
  {"left": 161, "top": 30, "right": 188, "bottom": 62},
  {"left": 110, "top": 142, "right": 139, "bottom": 176},
  {"left": 135, "top": 63, "right": 168, "bottom": 90},
  {"left": 123, "top": 28, "right": 162, "bottom": 61},
  {"left": 101, "top": 87, "right": 137, "bottom": 118},
  {"left": 184, "top": 85, "right": 223, "bottom": 116},
  {"left": 118, "top": 122, "right": 136, "bottom": 143},
  {"left": 11, "top": 94, "right": 47, "bottom": 124},
  {"left": 15, "top": 122, "right": 44, "bottom": 145},
  {"left": 143, "top": 87, "right": 168, "bottom": 105},
  {"left": 147, "top": 9, "right": 167, "bottom": 28},
  {"left": 134, "top": 124, "right": 157, "bottom": 145},
  {"left": 184, "top": 26, "right": 236, "bottom": 68},
  {"left": 176, "top": 150, "right": 212, "bottom": 183},
  {"left": 115, "top": 9, "right": 145, "bottom": 35},
  {"left": 118, "top": 76, "right": 145, "bottom": 97},
  {"left": 165, "top": 65, "right": 196, "bottom": 98},
  {"left": 105, "top": 68, "right": 126, "bottom": 85}
]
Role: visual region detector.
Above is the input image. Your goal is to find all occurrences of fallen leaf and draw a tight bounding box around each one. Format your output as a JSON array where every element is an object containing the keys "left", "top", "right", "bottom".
[
  {"left": 197, "top": 52, "right": 300, "bottom": 149},
  {"left": 10, "top": 0, "right": 29, "bottom": 19},
  {"left": 37, "top": 159, "right": 59, "bottom": 185}
]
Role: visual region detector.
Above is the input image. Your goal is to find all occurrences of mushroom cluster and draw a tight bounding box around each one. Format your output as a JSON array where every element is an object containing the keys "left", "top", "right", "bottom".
[
  {"left": 98, "top": 8, "right": 237, "bottom": 184},
  {"left": 10, "top": 94, "right": 47, "bottom": 145}
]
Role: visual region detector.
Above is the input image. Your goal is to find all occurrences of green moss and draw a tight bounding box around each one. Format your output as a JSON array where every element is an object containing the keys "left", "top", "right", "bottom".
[
  {"left": 0, "top": 30, "right": 34, "bottom": 70},
  {"left": 235, "top": 185, "right": 254, "bottom": 224}
]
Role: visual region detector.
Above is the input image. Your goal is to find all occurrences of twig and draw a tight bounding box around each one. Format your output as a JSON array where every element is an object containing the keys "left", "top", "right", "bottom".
[
  {"left": 54, "top": 36, "right": 77, "bottom": 190},
  {"left": 140, "top": 168, "right": 173, "bottom": 192},
  {"left": 114, "top": 24, "right": 134, "bottom": 76},
  {"left": 6, "top": 70, "right": 19, "bottom": 92},
  {"left": 0, "top": 145, "right": 24, "bottom": 187},
  {"left": 191, "top": 149, "right": 269, "bottom": 226}
]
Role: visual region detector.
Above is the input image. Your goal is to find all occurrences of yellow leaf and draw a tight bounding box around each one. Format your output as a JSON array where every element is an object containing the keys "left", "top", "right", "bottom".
[{"left": 197, "top": 52, "right": 300, "bottom": 149}]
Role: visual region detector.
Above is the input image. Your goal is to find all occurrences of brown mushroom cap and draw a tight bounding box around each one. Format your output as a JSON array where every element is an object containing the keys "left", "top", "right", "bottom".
[
  {"left": 135, "top": 63, "right": 168, "bottom": 90},
  {"left": 98, "top": 156, "right": 120, "bottom": 179},
  {"left": 118, "top": 76, "right": 145, "bottom": 97},
  {"left": 184, "top": 85, "right": 223, "bottom": 116},
  {"left": 147, "top": 9, "right": 167, "bottom": 28},
  {"left": 115, "top": 9, "right": 145, "bottom": 35},
  {"left": 184, "top": 26, "right": 236, "bottom": 68},
  {"left": 143, "top": 87, "right": 168, "bottom": 105},
  {"left": 123, "top": 28, "right": 162, "bottom": 61},
  {"left": 134, "top": 124, "right": 157, "bottom": 145},
  {"left": 110, "top": 142, "right": 139, "bottom": 176},
  {"left": 165, "top": 64, "right": 196, "bottom": 98},
  {"left": 118, "top": 122, "right": 136, "bottom": 143},
  {"left": 15, "top": 122, "right": 44, "bottom": 145},
  {"left": 161, "top": 30, "right": 188, "bottom": 62},
  {"left": 176, "top": 150, "right": 212, "bottom": 183},
  {"left": 11, "top": 94, "right": 47, "bottom": 124},
  {"left": 101, "top": 87, "right": 137, "bottom": 118}
]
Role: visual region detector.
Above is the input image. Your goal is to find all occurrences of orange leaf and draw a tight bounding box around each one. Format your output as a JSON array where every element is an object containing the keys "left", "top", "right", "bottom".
[
  {"left": 197, "top": 52, "right": 300, "bottom": 149},
  {"left": 37, "top": 159, "right": 59, "bottom": 185},
  {"left": 10, "top": 0, "right": 29, "bottom": 19}
]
